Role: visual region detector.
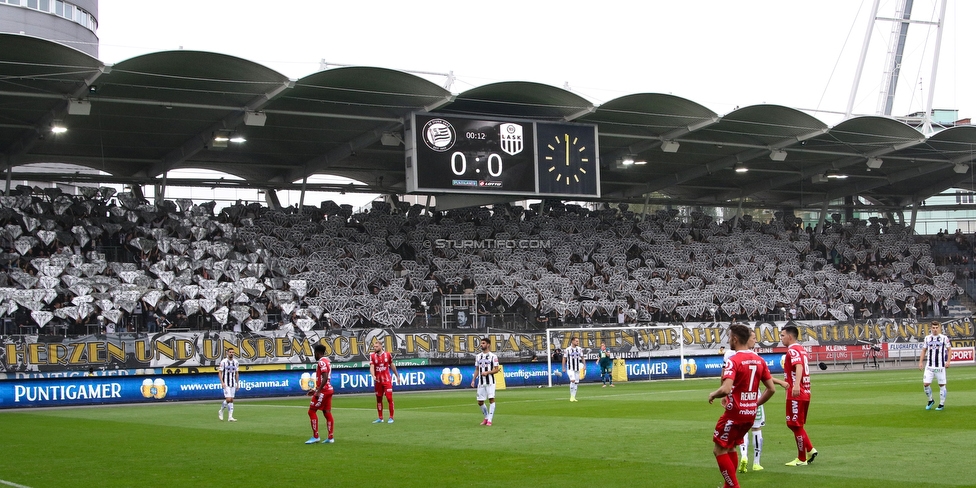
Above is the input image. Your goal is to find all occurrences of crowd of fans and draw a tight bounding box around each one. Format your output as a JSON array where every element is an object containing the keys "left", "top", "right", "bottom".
[{"left": 0, "top": 185, "right": 964, "bottom": 336}]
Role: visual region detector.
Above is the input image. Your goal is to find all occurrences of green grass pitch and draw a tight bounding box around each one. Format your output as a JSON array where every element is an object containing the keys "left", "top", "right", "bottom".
[{"left": 2, "top": 367, "right": 975, "bottom": 488}]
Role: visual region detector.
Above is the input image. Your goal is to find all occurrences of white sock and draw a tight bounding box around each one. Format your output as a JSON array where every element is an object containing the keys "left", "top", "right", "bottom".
[
  {"left": 488, "top": 402, "right": 495, "bottom": 421},
  {"left": 739, "top": 435, "right": 748, "bottom": 461},
  {"left": 753, "top": 431, "right": 763, "bottom": 465},
  {"left": 480, "top": 404, "right": 488, "bottom": 417},
  {"left": 924, "top": 385, "right": 933, "bottom": 401},
  {"left": 221, "top": 400, "right": 228, "bottom": 412},
  {"left": 939, "top": 385, "right": 946, "bottom": 405},
  {"left": 571, "top": 383, "right": 578, "bottom": 396},
  {"left": 228, "top": 403, "right": 234, "bottom": 417}
]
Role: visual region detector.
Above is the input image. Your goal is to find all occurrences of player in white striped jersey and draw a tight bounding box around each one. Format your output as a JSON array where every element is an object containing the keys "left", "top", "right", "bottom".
[
  {"left": 918, "top": 321, "right": 952, "bottom": 411},
  {"left": 471, "top": 337, "right": 499, "bottom": 426},
  {"left": 218, "top": 347, "right": 240, "bottom": 421},
  {"left": 562, "top": 337, "right": 585, "bottom": 402}
]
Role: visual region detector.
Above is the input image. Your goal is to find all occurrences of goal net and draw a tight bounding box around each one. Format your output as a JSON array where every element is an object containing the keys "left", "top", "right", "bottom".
[{"left": 544, "top": 325, "right": 686, "bottom": 387}]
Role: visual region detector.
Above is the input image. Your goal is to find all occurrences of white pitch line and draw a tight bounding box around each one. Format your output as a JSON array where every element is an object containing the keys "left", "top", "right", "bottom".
[
  {"left": 0, "top": 479, "right": 32, "bottom": 488},
  {"left": 243, "top": 388, "right": 697, "bottom": 412},
  {"left": 244, "top": 404, "right": 376, "bottom": 411},
  {"left": 406, "top": 387, "right": 700, "bottom": 410}
]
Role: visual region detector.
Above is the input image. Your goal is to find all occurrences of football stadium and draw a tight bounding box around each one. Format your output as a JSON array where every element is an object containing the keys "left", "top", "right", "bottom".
[{"left": 1, "top": 1, "right": 975, "bottom": 487}]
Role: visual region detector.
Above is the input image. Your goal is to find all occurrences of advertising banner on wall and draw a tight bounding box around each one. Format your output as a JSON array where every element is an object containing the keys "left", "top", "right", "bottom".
[
  {"left": 1, "top": 318, "right": 970, "bottom": 374},
  {"left": 950, "top": 346, "right": 975, "bottom": 364},
  {"left": 0, "top": 353, "right": 787, "bottom": 410}
]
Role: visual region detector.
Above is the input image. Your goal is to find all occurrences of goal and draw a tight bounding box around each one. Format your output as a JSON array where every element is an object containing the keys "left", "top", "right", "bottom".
[{"left": 544, "top": 325, "right": 686, "bottom": 387}]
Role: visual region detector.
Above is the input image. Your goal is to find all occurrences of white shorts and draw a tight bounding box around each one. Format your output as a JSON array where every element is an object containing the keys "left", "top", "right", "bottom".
[
  {"left": 476, "top": 383, "right": 496, "bottom": 402},
  {"left": 223, "top": 386, "right": 237, "bottom": 399},
  {"left": 752, "top": 405, "right": 765, "bottom": 429},
  {"left": 567, "top": 369, "right": 580, "bottom": 383},
  {"left": 923, "top": 366, "right": 947, "bottom": 385}
]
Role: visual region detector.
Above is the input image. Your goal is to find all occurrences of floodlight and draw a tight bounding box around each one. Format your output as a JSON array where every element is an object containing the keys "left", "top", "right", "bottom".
[{"left": 212, "top": 133, "right": 229, "bottom": 149}]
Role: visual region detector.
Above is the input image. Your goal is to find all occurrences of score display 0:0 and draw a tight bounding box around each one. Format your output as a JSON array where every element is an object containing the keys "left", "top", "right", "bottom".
[{"left": 451, "top": 152, "right": 503, "bottom": 177}]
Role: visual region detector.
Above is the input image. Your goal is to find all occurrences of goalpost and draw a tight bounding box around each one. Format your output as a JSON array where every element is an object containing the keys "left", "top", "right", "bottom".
[{"left": 544, "top": 325, "right": 686, "bottom": 387}]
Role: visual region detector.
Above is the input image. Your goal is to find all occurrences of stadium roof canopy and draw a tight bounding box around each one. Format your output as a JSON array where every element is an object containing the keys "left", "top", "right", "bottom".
[{"left": 2, "top": 33, "right": 976, "bottom": 211}]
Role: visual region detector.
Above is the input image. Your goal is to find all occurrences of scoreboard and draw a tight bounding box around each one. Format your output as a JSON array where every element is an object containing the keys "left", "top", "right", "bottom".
[{"left": 405, "top": 113, "right": 600, "bottom": 197}]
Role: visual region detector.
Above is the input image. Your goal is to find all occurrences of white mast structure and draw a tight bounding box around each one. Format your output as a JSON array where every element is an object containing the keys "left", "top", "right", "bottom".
[{"left": 845, "top": 0, "right": 949, "bottom": 134}]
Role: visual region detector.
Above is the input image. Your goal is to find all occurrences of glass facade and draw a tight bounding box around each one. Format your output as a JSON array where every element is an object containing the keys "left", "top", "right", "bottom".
[{"left": 911, "top": 191, "right": 976, "bottom": 235}]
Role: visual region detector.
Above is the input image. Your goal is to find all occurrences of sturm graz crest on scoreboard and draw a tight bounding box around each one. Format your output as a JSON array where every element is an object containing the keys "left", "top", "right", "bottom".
[
  {"left": 499, "top": 123, "right": 524, "bottom": 156},
  {"left": 422, "top": 118, "right": 456, "bottom": 152}
]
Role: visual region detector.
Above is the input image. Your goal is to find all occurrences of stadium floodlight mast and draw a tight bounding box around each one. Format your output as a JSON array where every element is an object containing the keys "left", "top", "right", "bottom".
[{"left": 544, "top": 325, "right": 686, "bottom": 388}]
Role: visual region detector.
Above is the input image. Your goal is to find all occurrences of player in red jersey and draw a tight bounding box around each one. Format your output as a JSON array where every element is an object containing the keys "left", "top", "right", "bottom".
[
  {"left": 306, "top": 344, "right": 335, "bottom": 444},
  {"left": 776, "top": 325, "right": 817, "bottom": 466},
  {"left": 708, "top": 324, "right": 776, "bottom": 488},
  {"left": 370, "top": 340, "right": 399, "bottom": 424}
]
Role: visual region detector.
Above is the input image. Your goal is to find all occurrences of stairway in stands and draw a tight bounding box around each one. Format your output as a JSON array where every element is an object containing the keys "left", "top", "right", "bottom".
[{"left": 949, "top": 294, "right": 976, "bottom": 317}]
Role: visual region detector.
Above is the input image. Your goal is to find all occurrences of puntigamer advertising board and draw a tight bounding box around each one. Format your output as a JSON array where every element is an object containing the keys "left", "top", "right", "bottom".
[{"left": 0, "top": 355, "right": 787, "bottom": 409}]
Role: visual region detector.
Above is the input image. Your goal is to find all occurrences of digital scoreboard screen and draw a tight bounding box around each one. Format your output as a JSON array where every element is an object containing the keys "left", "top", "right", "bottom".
[
  {"left": 405, "top": 113, "right": 600, "bottom": 198},
  {"left": 410, "top": 114, "right": 536, "bottom": 193}
]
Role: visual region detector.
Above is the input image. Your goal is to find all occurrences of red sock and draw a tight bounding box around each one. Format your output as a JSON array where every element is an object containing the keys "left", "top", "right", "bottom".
[
  {"left": 386, "top": 391, "right": 395, "bottom": 418},
  {"left": 801, "top": 428, "right": 813, "bottom": 452},
  {"left": 789, "top": 426, "right": 807, "bottom": 461},
  {"left": 716, "top": 453, "right": 739, "bottom": 488},
  {"left": 308, "top": 409, "right": 319, "bottom": 438},
  {"left": 325, "top": 411, "right": 334, "bottom": 439},
  {"left": 376, "top": 396, "right": 384, "bottom": 419},
  {"left": 729, "top": 449, "right": 738, "bottom": 467}
]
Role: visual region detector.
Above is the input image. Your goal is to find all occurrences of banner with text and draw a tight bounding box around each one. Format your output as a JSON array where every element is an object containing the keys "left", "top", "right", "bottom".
[{"left": 1, "top": 318, "right": 970, "bottom": 374}]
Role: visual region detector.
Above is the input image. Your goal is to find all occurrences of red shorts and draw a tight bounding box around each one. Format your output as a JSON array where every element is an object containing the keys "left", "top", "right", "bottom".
[
  {"left": 374, "top": 378, "right": 393, "bottom": 395},
  {"left": 786, "top": 399, "right": 809, "bottom": 427},
  {"left": 309, "top": 389, "right": 333, "bottom": 411},
  {"left": 712, "top": 415, "right": 753, "bottom": 450}
]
